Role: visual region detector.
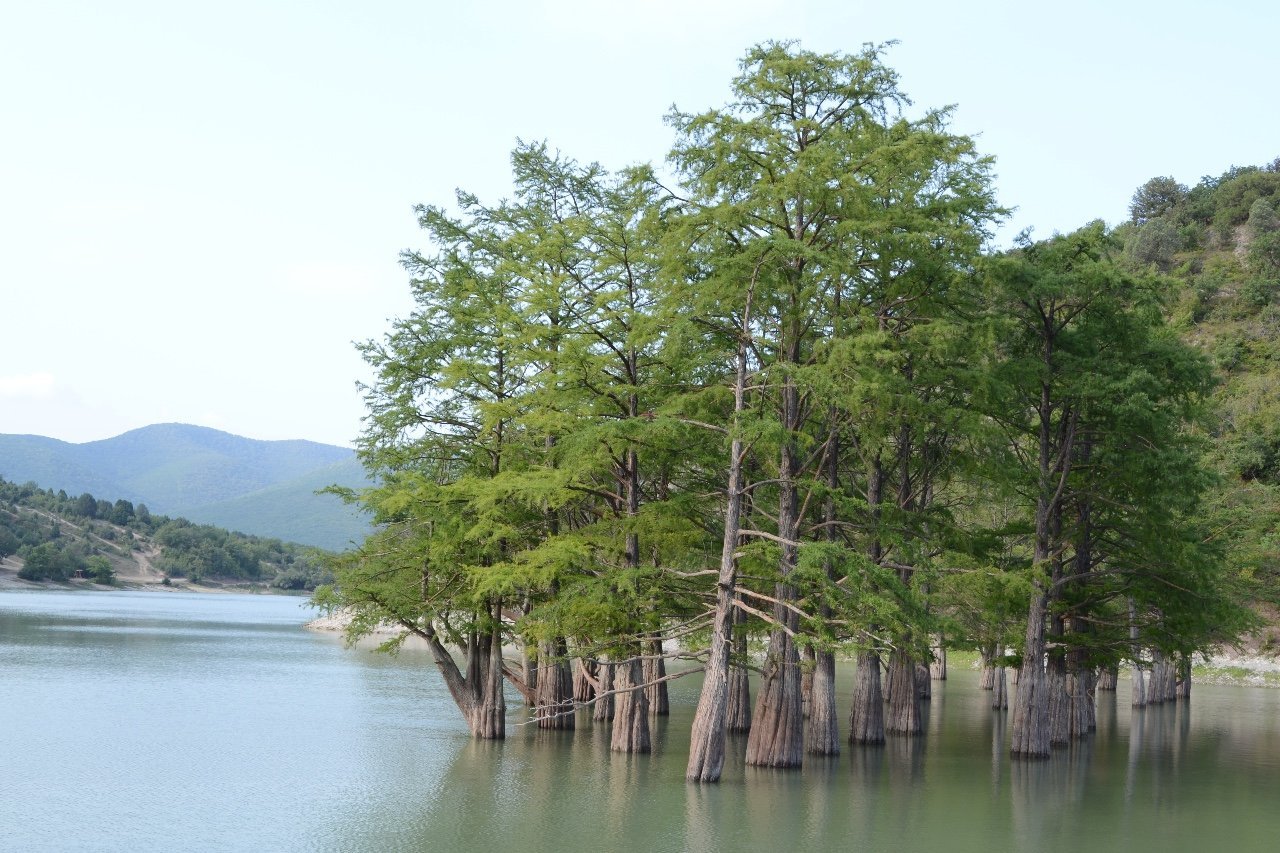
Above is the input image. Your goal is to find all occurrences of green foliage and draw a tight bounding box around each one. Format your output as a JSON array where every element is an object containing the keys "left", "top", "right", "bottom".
[
  {"left": 1124, "top": 217, "right": 1182, "bottom": 270},
  {"left": 322, "top": 46, "right": 1263, "bottom": 743},
  {"left": 0, "top": 475, "right": 331, "bottom": 589},
  {"left": 86, "top": 555, "right": 116, "bottom": 585},
  {"left": 0, "top": 424, "right": 363, "bottom": 549},
  {"left": 17, "top": 542, "right": 79, "bottom": 581},
  {"left": 1129, "top": 175, "right": 1187, "bottom": 224},
  {"left": 1246, "top": 198, "right": 1280, "bottom": 275}
]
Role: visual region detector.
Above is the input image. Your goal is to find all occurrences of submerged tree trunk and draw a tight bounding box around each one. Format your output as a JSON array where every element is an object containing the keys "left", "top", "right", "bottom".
[
  {"left": 1150, "top": 651, "right": 1177, "bottom": 704},
  {"left": 916, "top": 663, "right": 931, "bottom": 701},
  {"left": 801, "top": 644, "right": 816, "bottom": 719},
  {"left": 645, "top": 635, "right": 669, "bottom": 716},
  {"left": 520, "top": 599, "right": 536, "bottom": 704},
  {"left": 593, "top": 658, "right": 615, "bottom": 722},
  {"left": 686, "top": 324, "right": 750, "bottom": 783},
  {"left": 1097, "top": 666, "right": 1119, "bottom": 691},
  {"left": 573, "top": 657, "right": 597, "bottom": 704},
  {"left": 849, "top": 651, "right": 885, "bottom": 743},
  {"left": 992, "top": 644, "right": 1009, "bottom": 710},
  {"left": 1010, "top": 592, "right": 1050, "bottom": 757},
  {"left": 534, "top": 638, "right": 575, "bottom": 730},
  {"left": 744, "top": 384, "right": 804, "bottom": 768},
  {"left": 1176, "top": 656, "right": 1192, "bottom": 701},
  {"left": 979, "top": 644, "right": 996, "bottom": 690},
  {"left": 1066, "top": 637, "right": 1094, "bottom": 737},
  {"left": 805, "top": 650, "right": 839, "bottom": 755},
  {"left": 1047, "top": 658, "right": 1070, "bottom": 746},
  {"left": 1131, "top": 664, "right": 1147, "bottom": 708},
  {"left": 1047, "top": 613, "right": 1069, "bottom": 746},
  {"left": 804, "top": 421, "right": 840, "bottom": 757},
  {"left": 726, "top": 611, "right": 753, "bottom": 734},
  {"left": 1068, "top": 669, "right": 1094, "bottom": 738},
  {"left": 611, "top": 653, "right": 650, "bottom": 753},
  {"left": 931, "top": 638, "right": 947, "bottom": 681},
  {"left": 419, "top": 604, "right": 506, "bottom": 740},
  {"left": 885, "top": 652, "right": 923, "bottom": 736},
  {"left": 745, "top": 626, "right": 803, "bottom": 766}
]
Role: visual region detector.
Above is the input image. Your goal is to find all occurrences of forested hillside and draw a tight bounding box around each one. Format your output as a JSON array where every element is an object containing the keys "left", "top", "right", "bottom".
[
  {"left": 0, "top": 424, "right": 369, "bottom": 549},
  {"left": 312, "top": 44, "right": 1275, "bottom": 779},
  {"left": 0, "top": 477, "right": 332, "bottom": 590},
  {"left": 1118, "top": 161, "right": 1280, "bottom": 607}
]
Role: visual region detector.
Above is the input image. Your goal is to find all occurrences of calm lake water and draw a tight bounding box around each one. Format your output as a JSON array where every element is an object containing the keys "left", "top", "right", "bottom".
[{"left": 2, "top": 590, "right": 1278, "bottom": 852}]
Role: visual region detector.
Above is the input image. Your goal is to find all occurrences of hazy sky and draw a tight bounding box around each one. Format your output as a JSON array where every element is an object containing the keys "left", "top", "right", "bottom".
[{"left": 2, "top": 0, "right": 1276, "bottom": 448}]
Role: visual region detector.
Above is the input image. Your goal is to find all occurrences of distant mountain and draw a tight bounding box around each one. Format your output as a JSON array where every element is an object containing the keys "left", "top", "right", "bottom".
[
  {"left": 0, "top": 424, "right": 370, "bottom": 549},
  {"left": 182, "top": 457, "right": 369, "bottom": 552}
]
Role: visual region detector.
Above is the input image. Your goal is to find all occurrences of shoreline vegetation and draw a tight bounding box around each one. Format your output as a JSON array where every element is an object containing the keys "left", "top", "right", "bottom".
[
  {"left": 300, "top": 606, "right": 1280, "bottom": 690},
  {"left": 0, "top": 559, "right": 305, "bottom": 596},
  {"left": 10, "top": 545, "right": 1274, "bottom": 686},
  {"left": 4, "top": 568, "right": 1274, "bottom": 689}
]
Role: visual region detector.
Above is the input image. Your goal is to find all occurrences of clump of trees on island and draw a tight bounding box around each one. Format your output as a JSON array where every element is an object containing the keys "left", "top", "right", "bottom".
[{"left": 315, "top": 43, "right": 1269, "bottom": 782}]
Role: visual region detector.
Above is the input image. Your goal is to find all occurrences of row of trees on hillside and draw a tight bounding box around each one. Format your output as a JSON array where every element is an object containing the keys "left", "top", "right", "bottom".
[{"left": 317, "top": 43, "right": 1251, "bottom": 782}]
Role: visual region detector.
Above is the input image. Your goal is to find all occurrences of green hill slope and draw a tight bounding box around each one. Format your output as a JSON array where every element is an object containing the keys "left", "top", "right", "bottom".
[
  {"left": 0, "top": 476, "right": 332, "bottom": 590},
  {"left": 0, "top": 424, "right": 365, "bottom": 549},
  {"left": 181, "top": 458, "right": 371, "bottom": 552},
  {"left": 1120, "top": 160, "right": 1280, "bottom": 607}
]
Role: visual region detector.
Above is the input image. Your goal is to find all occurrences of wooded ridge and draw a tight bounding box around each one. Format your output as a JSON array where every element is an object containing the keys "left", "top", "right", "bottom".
[
  {"left": 0, "top": 423, "right": 369, "bottom": 550},
  {"left": 0, "top": 475, "right": 332, "bottom": 590}
]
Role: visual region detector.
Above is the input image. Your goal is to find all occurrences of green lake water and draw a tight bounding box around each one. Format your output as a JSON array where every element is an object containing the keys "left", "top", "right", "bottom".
[{"left": 1, "top": 590, "right": 1278, "bottom": 852}]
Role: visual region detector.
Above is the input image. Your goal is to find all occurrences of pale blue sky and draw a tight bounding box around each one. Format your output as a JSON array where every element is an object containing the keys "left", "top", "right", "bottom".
[{"left": 2, "top": 0, "right": 1276, "bottom": 447}]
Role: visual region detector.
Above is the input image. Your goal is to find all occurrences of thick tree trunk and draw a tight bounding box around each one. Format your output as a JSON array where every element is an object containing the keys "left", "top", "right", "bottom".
[
  {"left": 1065, "top": 638, "right": 1094, "bottom": 737},
  {"left": 916, "top": 663, "right": 931, "bottom": 701},
  {"left": 1176, "top": 656, "right": 1191, "bottom": 701},
  {"left": 422, "top": 612, "right": 507, "bottom": 740},
  {"left": 1128, "top": 598, "right": 1146, "bottom": 708},
  {"left": 686, "top": 328, "right": 750, "bottom": 783},
  {"left": 521, "top": 645, "right": 537, "bottom": 703},
  {"left": 726, "top": 613, "right": 752, "bottom": 734},
  {"left": 805, "top": 650, "right": 839, "bottom": 755},
  {"left": 992, "top": 644, "right": 1008, "bottom": 710},
  {"left": 1068, "top": 669, "right": 1094, "bottom": 738},
  {"left": 1097, "top": 666, "right": 1119, "bottom": 691},
  {"left": 573, "top": 657, "right": 596, "bottom": 704},
  {"left": 885, "top": 651, "right": 923, "bottom": 736},
  {"left": 464, "top": 623, "right": 507, "bottom": 739},
  {"left": 611, "top": 654, "right": 650, "bottom": 753},
  {"left": 1010, "top": 594, "right": 1050, "bottom": 757},
  {"left": 1131, "top": 664, "right": 1147, "bottom": 708},
  {"left": 1047, "top": 655, "right": 1070, "bottom": 747},
  {"left": 593, "top": 659, "right": 615, "bottom": 722},
  {"left": 744, "top": 388, "right": 804, "bottom": 768},
  {"left": 930, "top": 639, "right": 947, "bottom": 681},
  {"left": 803, "top": 419, "right": 840, "bottom": 756},
  {"left": 534, "top": 638, "right": 575, "bottom": 730},
  {"left": 979, "top": 643, "right": 996, "bottom": 690},
  {"left": 745, "top": 627, "right": 803, "bottom": 766},
  {"left": 852, "top": 457, "right": 888, "bottom": 746},
  {"left": 1011, "top": 354, "right": 1073, "bottom": 759},
  {"left": 801, "top": 643, "right": 816, "bottom": 719},
  {"left": 1150, "top": 651, "right": 1177, "bottom": 704},
  {"left": 849, "top": 651, "right": 885, "bottom": 743},
  {"left": 645, "top": 635, "right": 669, "bottom": 716},
  {"left": 1157, "top": 656, "right": 1172, "bottom": 703},
  {"left": 518, "top": 599, "right": 536, "bottom": 704},
  {"left": 1162, "top": 654, "right": 1178, "bottom": 703}
]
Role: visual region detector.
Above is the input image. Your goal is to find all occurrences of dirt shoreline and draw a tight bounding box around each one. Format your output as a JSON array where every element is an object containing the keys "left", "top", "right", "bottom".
[{"left": 0, "top": 561, "right": 300, "bottom": 596}]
